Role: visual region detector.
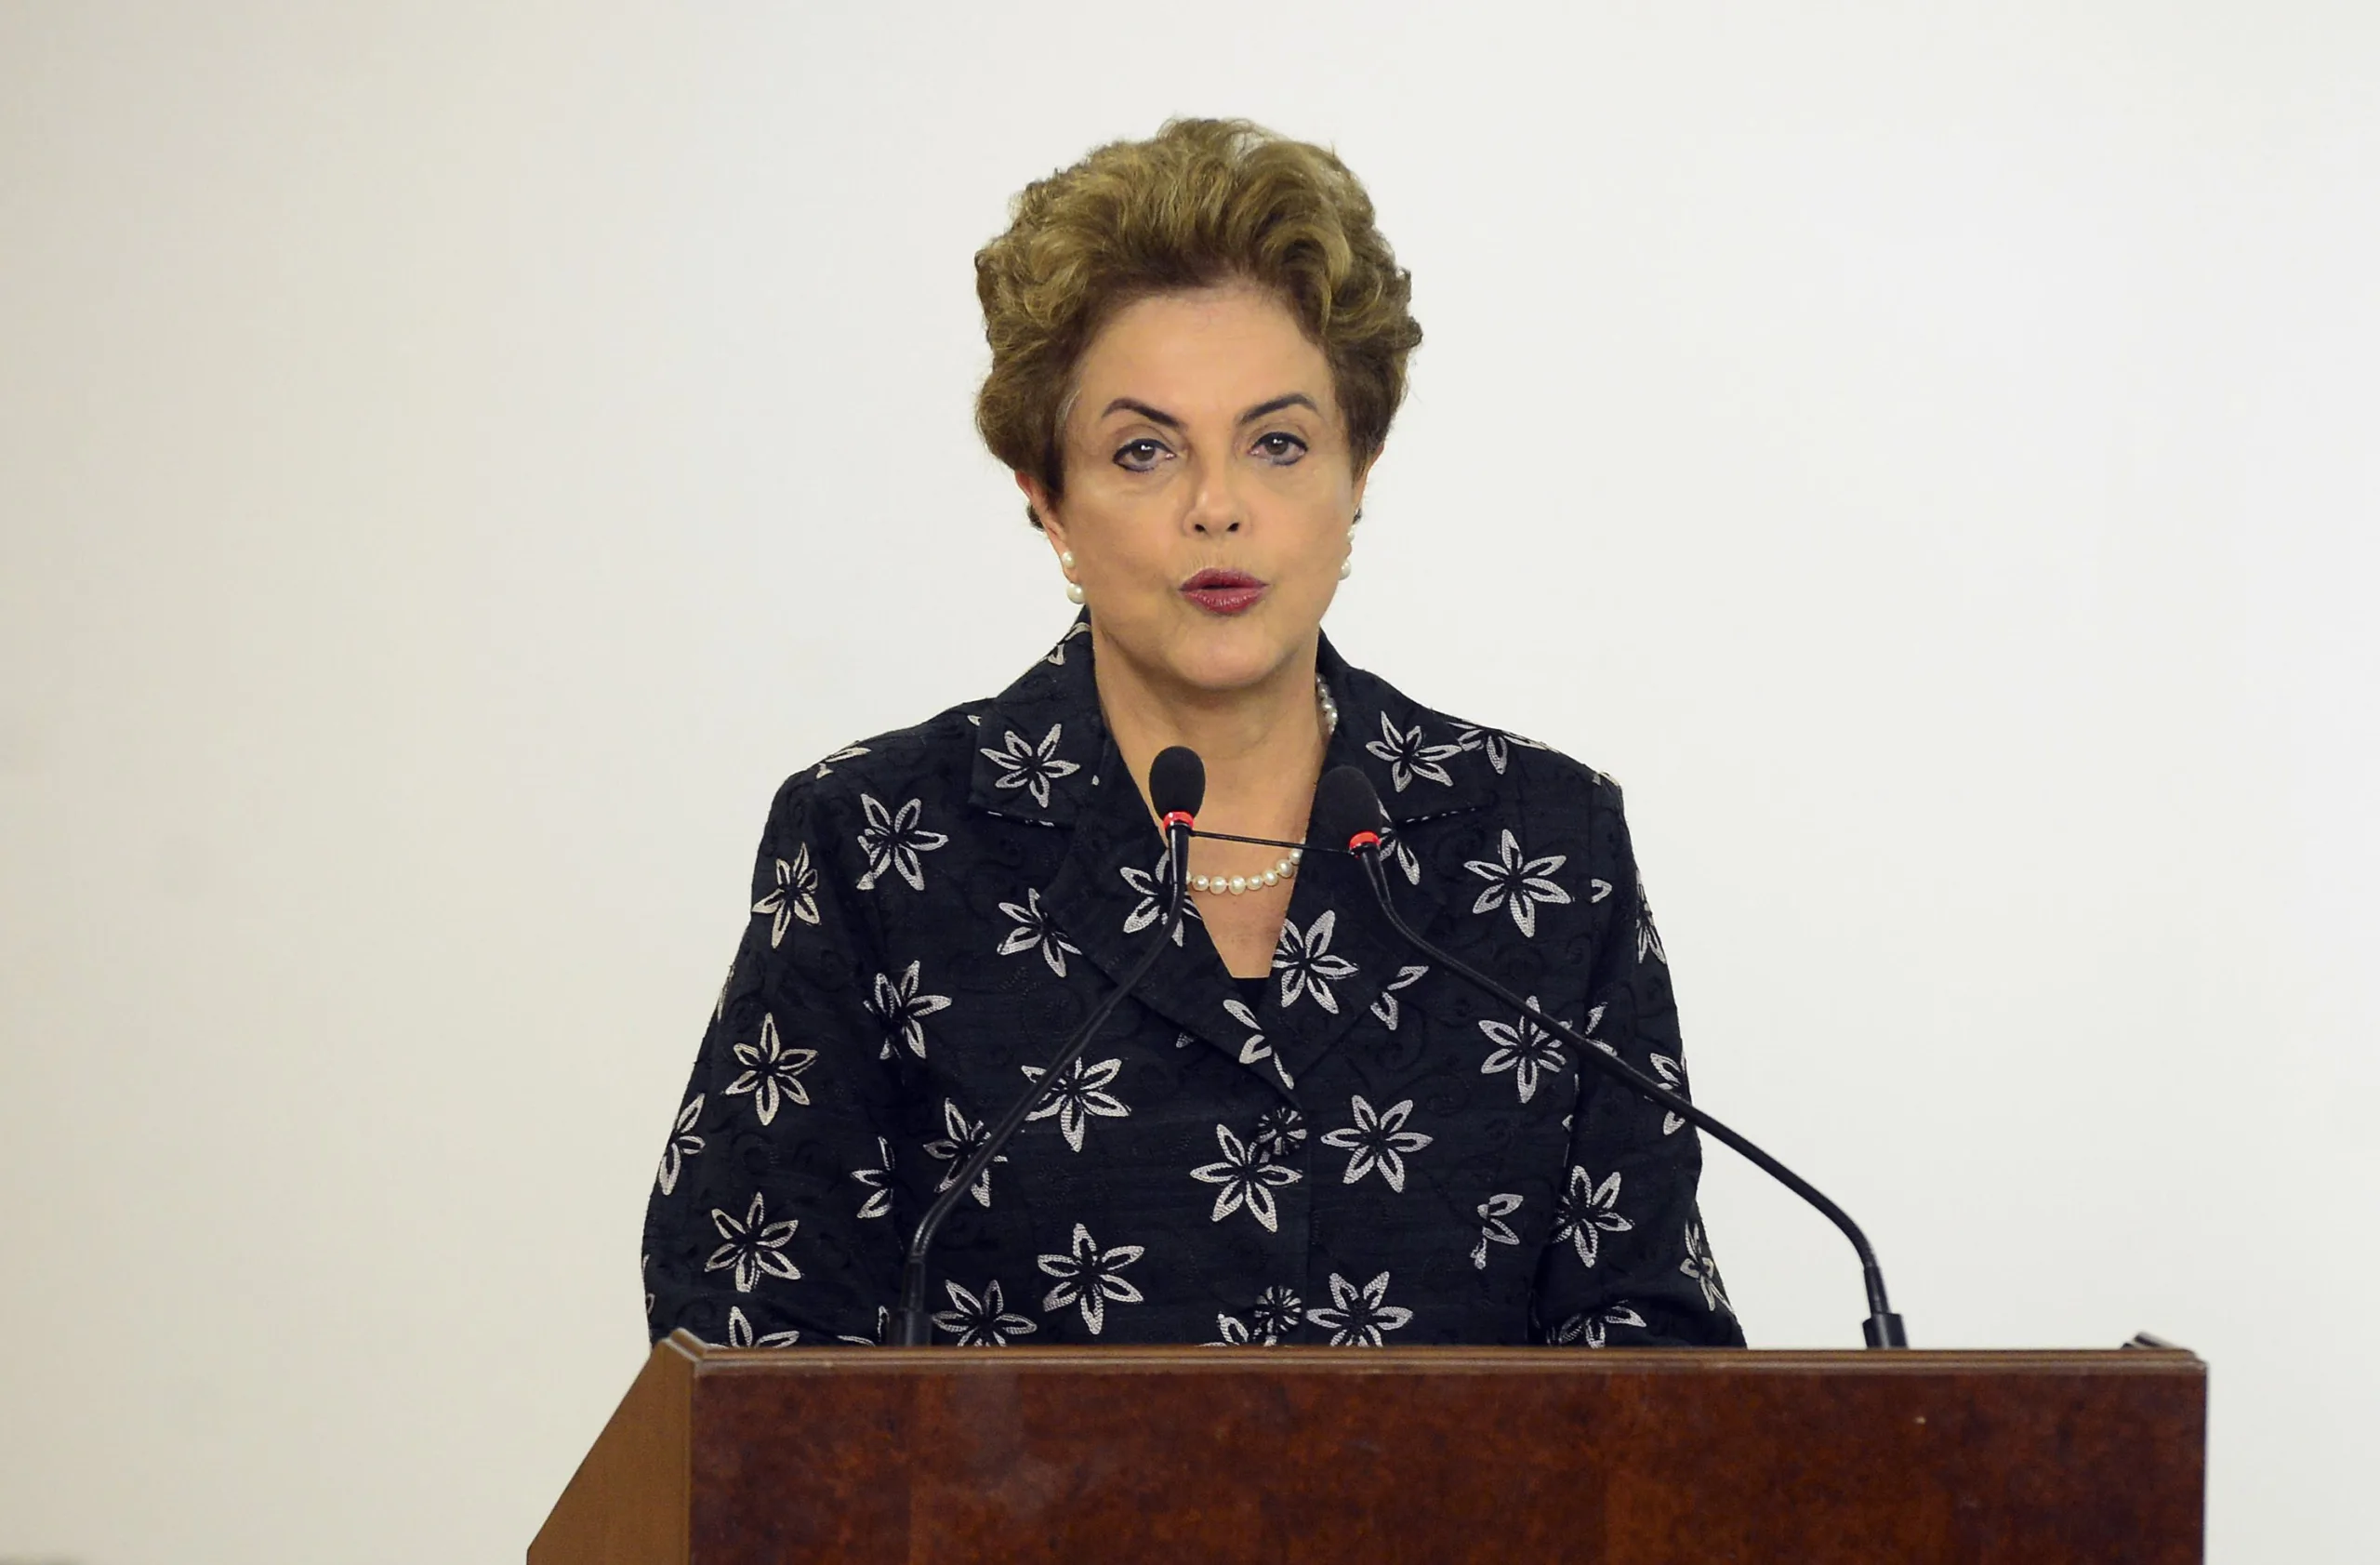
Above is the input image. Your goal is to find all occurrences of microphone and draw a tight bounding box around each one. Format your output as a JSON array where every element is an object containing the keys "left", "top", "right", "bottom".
[
  {"left": 894, "top": 745, "right": 1206, "bottom": 1346},
  {"left": 1310, "top": 765, "right": 1910, "bottom": 1349}
]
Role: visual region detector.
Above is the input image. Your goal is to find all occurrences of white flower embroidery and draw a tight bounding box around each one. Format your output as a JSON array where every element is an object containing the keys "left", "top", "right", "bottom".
[
  {"left": 1452, "top": 723, "right": 1547, "bottom": 776},
  {"left": 1044, "top": 620, "right": 1091, "bottom": 665},
  {"left": 1463, "top": 829, "right": 1574, "bottom": 937},
  {"left": 1037, "top": 1222, "right": 1145, "bottom": 1335},
  {"left": 1682, "top": 1221, "right": 1730, "bottom": 1312},
  {"left": 1251, "top": 1106, "right": 1307, "bottom": 1161},
  {"left": 851, "top": 1136, "right": 895, "bottom": 1219},
  {"left": 869, "top": 962, "right": 951, "bottom": 1059},
  {"left": 1249, "top": 1286, "right": 1303, "bottom": 1343},
  {"left": 656, "top": 1094, "right": 705, "bottom": 1195},
  {"left": 1637, "top": 880, "right": 1668, "bottom": 964},
  {"left": 1552, "top": 1302, "right": 1647, "bottom": 1347},
  {"left": 835, "top": 1306, "right": 892, "bottom": 1347},
  {"left": 1223, "top": 997, "right": 1273, "bottom": 1068},
  {"left": 996, "top": 887, "right": 1081, "bottom": 976},
  {"left": 924, "top": 1098, "right": 1007, "bottom": 1207},
  {"left": 724, "top": 1305, "right": 801, "bottom": 1348},
  {"left": 1189, "top": 1123, "right": 1303, "bottom": 1232},
  {"left": 1376, "top": 823, "right": 1422, "bottom": 886},
  {"left": 1579, "top": 1002, "right": 1613, "bottom": 1059},
  {"left": 1550, "top": 1167, "right": 1633, "bottom": 1269},
  {"left": 1649, "top": 1054, "right": 1687, "bottom": 1134},
  {"left": 723, "top": 1013, "right": 815, "bottom": 1126},
  {"left": 1370, "top": 963, "right": 1429, "bottom": 1029},
  {"left": 1365, "top": 712, "right": 1464, "bottom": 791},
  {"left": 1119, "top": 854, "right": 1200, "bottom": 944},
  {"left": 1472, "top": 1192, "right": 1523, "bottom": 1269},
  {"left": 1206, "top": 1313, "right": 1255, "bottom": 1346},
  {"left": 1022, "top": 1056, "right": 1130, "bottom": 1152},
  {"left": 932, "top": 1280, "right": 1038, "bottom": 1346},
  {"left": 1477, "top": 998, "right": 1568, "bottom": 1105},
  {"left": 1273, "top": 909, "right": 1358, "bottom": 1014},
  {"left": 1321, "top": 1095, "right": 1434, "bottom": 1192},
  {"left": 704, "top": 1192, "right": 800, "bottom": 1293},
  {"left": 854, "top": 794, "right": 949, "bottom": 893},
  {"left": 980, "top": 723, "right": 1082, "bottom": 810},
  {"left": 813, "top": 744, "right": 868, "bottom": 779},
  {"left": 1306, "top": 1270, "right": 1414, "bottom": 1346},
  {"left": 750, "top": 845, "right": 820, "bottom": 947}
]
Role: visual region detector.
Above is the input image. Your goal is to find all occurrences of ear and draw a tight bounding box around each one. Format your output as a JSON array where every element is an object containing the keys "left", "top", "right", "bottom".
[
  {"left": 1015, "top": 471, "right": 1070, "bottom": 556},
  {"left": 1350, "top": 443, "right": 1382, "bottom": 517}
]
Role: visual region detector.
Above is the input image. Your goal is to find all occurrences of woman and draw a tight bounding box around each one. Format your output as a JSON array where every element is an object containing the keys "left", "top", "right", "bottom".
[{"left": 642, "top": 119, "right": 1744, "bottom": 1349}]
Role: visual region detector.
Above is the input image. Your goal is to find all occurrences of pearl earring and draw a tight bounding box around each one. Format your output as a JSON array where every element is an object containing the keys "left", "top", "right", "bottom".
[
  {"left": 1066, "top": 581, "right": 1088, "bottom": 603},
  {"left": 1060, "top": 550, "right": 1075, "bottom": 568},
  {"left": 1339, "top": 555, "right": 1354, "bottom": 580}
]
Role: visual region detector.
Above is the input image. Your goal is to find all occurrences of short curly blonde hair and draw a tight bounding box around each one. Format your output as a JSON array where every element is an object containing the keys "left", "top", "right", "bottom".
[{"left": 975, "top": 118, "right": 1422, "bottom": 527}]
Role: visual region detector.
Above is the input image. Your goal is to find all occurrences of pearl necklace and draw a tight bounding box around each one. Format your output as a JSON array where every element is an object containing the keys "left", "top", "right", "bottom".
[{"left": 1187, "top": 677, "right": 1339, "bottom": 897}]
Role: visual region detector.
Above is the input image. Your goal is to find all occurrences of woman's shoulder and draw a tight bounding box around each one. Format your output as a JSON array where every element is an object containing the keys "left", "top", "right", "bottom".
[
  {"left": 1338, "top": 660, "right": 1646, "bottom": 929},
  {"left": 755, "top": 623, "right": 1126, "bottom": 851},
  {"left": 758, "top": 697, "right": 999, "bottom": 833},
  {"left": 1335, "top": 655, "right": 1626, "bottom": 819}
]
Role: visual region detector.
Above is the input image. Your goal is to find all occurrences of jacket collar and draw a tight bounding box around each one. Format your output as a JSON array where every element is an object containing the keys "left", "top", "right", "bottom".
[
  {"left": 963, "top": 617, "right": 1101, "bottom": 827},
  {"left": 967, "top": 617, "right": 1508, "bottom": 1101},
  {"left": 967, "top": 614, "right": 1508, "bottom": 828}
]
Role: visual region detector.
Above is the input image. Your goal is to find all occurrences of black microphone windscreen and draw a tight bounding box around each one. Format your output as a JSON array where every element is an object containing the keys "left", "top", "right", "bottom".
[
  {"left": 1149, "top": 746, "right": 1206, "bottom": 819},
  {"left": 1312, "top": 765, "right": 1387, "bottom": 850}
]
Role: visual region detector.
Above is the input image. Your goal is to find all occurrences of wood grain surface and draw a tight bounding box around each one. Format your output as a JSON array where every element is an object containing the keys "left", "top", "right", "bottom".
[{"left": 535, "top": 1336, "right": 2205, "bottom": 1564}]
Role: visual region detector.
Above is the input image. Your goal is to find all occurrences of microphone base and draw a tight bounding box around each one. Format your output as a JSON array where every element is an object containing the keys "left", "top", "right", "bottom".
[{"left": 1863, "top": 1312, "right": 1910, "bottom": 1348}]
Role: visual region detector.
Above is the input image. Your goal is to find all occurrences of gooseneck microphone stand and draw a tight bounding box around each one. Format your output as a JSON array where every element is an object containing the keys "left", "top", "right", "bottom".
[
  {"left": 1316, "top": 765, "right": 1909, "bottom": 1349},
  {"left": 893, "top": 749, "right": 1203, "bottom": 1346}
]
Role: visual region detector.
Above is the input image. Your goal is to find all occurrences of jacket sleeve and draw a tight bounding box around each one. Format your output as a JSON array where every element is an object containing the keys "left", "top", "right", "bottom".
[
  {"left": 640, "top": 774, "right": 906, "bottom": 1347},
  {"left": 1531, "top": 782, "right": 1748, "bottom": 1348}
]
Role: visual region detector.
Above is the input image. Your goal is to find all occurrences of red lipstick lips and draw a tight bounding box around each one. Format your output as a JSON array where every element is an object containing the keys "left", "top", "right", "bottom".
[{"left": 1181, "top": 568, "right": 1267, "bottom": 617}]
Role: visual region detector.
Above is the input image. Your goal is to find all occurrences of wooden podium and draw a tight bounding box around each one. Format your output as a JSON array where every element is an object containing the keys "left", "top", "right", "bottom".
[{"left": 531, "top": 1332, "right": 2204, "bottom": 1563}]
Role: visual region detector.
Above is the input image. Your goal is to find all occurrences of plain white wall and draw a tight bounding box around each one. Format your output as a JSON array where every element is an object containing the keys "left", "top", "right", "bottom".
[{"left": 3, "top": 3, "right": 2374, "bottom": 1560}]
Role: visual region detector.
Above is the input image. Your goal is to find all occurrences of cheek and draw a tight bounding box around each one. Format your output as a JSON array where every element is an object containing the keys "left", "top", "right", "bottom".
[
  {"left": 1282, "top": 492, "right": 1354, "bottom": 565},
  {"left": 1267, "top": 524, "right": 1351, "bottom": 617},
  {"left": 1070, "top": 511, "right": 1178, "bottom": 591},
  {"left": 1281, "top": 460, "right": 1354, "bottom": 524}
]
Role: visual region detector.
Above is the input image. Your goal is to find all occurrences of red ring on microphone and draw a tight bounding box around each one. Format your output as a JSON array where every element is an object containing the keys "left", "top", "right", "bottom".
[
  {"left": 1347, "top": 829, "right": 1382, "bottom": 852},
  {"left": 1160, "top": 811, "right": 1196, "bottom": 830}
]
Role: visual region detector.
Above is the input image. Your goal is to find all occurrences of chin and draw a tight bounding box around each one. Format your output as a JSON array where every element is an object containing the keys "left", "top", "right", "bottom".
[{"left": 1158, "top": 616, "right": 1316, "bottom": 695}]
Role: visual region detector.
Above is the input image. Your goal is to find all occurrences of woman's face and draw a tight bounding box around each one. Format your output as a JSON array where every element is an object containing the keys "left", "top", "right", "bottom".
[{"left": 1024, "top": 284, "right": 1368, "bottom": 701}]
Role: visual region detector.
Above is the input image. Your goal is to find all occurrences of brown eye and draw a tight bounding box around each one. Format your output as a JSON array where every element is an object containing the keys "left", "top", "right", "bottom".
[
  {"left": 1254, "top": 431, "right": 1307, "bottom": 464},
  {"left": 1115, "top": 439, "right": 1170, "bottom": 472}
]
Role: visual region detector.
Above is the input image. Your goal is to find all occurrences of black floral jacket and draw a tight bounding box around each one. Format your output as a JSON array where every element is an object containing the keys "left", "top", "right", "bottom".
[{"left": 642, "top": 619, "right": 1745, "bottom": 1350}]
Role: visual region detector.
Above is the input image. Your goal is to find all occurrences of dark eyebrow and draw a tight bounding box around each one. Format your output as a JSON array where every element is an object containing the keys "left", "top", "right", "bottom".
[
  {"left": 1237, "top": 392, "right": 1319, "bottom": 424},
  {"left": 1100, "top": 397, "right": 1183, "bottom": 429},
  {"left": 1097, "top": 392, "right": 1321, "bottom": 429}
]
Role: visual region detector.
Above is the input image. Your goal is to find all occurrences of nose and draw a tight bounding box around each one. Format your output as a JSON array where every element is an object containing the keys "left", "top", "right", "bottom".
[{"left": 1183, "top": 456, "right": 1244, "bottom": 536}]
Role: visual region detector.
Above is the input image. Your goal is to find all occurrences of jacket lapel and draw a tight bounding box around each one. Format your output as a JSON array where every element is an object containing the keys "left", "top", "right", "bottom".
[
  {"left": 972, "top": 619, "right": 1297, "bottom": 1098},
  {"left": 967, "top": 621, "right": 1509, "bottom": 1101},
  {"left": 1214, "top": 639, "right": 1504, "bottom": 1090}
]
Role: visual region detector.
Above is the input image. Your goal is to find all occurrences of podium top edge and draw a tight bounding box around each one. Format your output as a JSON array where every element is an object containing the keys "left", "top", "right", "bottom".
[{"left": 661, "top": 1334, "right": 2202, "bottom": 1377}]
